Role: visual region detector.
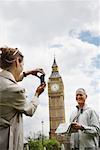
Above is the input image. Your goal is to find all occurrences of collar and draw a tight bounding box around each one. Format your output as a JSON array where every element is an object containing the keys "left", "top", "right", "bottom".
[
  {"left": 76, "top": 104, "right": 88, "bottom": 111},
  {"left": 0, "top": 70, "right": 17, "bottom": 83}
]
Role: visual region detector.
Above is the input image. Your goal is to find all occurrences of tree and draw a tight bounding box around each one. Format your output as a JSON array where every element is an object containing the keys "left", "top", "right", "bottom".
[
  {"left": 27, "top": 137, "right": 60, "bottom": 150},
  {"left": 44, "top": 138, "right": 60, "bottom": 150},
  {"left": 27, "top": 138, "right": 43, "bottom": 150}
]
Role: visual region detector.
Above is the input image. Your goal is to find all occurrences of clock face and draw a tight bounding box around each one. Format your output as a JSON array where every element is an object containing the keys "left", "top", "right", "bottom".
[{"left": 51, "top": 83, "right": 59, "bottom": 92}]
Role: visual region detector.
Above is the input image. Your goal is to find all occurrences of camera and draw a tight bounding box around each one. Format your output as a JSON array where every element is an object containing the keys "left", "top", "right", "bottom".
[{"left": 40, "top": 74, "right": 45, "bottom": 84}]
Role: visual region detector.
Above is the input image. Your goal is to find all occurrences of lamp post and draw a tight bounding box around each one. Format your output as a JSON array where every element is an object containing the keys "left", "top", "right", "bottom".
[{"left": 41, "top": 120, "right": 44, "bottom": 146}]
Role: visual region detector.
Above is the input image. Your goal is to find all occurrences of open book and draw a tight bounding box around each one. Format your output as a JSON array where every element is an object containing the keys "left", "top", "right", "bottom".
[{"left": 55, "top": 122, "right": 78, "bottom": 134}]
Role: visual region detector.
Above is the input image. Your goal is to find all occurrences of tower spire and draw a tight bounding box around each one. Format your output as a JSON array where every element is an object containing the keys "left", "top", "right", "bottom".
[{"left": 50, "top": 57, "right": 61, "bottom": 78}]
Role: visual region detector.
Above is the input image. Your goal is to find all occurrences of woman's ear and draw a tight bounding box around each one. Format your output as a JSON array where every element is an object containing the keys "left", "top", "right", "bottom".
[{"left": 15, "top": 57, "right": 19, "bottom": 67}]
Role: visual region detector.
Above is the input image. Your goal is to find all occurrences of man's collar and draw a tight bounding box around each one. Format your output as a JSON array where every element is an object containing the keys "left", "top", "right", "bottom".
[{"left": 76, "top": 104, "right": 88, "bottom": 110}]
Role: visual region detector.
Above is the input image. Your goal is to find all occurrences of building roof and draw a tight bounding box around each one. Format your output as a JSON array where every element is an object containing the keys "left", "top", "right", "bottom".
[{"left": 50, "top": 58, "right": 61, "bottom": 78}]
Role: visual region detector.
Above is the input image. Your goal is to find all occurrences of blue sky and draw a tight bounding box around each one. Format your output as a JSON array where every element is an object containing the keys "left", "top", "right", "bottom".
[
  {"left": 91, "top": 54, "right": 100, "bottom": 69},
  {"left": 79, "top": 31, "right": 100, "bottom": 46}
]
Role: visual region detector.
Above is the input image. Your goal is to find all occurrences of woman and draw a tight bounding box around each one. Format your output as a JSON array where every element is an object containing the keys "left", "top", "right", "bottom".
[{"left": 0, "top": 47, "right": 46, "bottom": 150}]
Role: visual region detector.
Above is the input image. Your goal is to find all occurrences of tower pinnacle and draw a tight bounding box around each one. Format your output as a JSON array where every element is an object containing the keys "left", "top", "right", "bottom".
[{"left": 50, "top": 57, "right": 61, "bottom": 78}]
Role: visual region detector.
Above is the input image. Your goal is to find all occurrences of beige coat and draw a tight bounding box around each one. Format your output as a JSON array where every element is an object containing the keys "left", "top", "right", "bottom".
[{"left": 0, "top": 70, "right": 38, "bottom": 150}]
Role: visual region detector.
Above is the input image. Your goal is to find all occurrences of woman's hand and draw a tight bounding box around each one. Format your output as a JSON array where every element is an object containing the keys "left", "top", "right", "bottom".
[
  {"left": 23, "top": 68, "right": 45, "bottom": 78},
  {"left": 35, "top": 83, "right": 46, "bottom": 97},
  {"left": 17, "top": 68, "right": 45, "bottom": 82}
]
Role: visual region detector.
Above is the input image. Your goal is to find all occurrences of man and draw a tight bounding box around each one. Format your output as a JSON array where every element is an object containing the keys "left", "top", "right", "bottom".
[
  {"left": 70, "top": 88, "right": 100, "bottom": 150},
  {"left": 0, "top": 47, "right": 46, "bottom": 150}
]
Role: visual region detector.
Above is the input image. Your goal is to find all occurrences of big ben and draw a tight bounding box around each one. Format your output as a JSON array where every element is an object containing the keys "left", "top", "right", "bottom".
[{"left": 48, "top": 57, "right": 65, "bottom": 139}]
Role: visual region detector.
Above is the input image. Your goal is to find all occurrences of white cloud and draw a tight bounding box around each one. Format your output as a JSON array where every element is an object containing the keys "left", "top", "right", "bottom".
[
  {"left": 0, "top": 0, "right": 99, "bottom": 46},
  {"left": 83, "top": 22, "right": 100, "bottom": 36},
  {"left": 0, "top": 0, "right": 99, "bottom": 138}
]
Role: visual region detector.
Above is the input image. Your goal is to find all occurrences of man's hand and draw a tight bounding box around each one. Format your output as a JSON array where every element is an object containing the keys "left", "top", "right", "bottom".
[
  {"left": 71, "top": 122, "right": 82, "bottom": 130},
  {"left": 35, "top": 83, "right": 46, "bottom": 97}
]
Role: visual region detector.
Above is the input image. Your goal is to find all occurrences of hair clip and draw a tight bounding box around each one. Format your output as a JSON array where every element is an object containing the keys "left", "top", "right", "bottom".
[{"left": 13, "top": 49, "right": 19, "bottom": 56}]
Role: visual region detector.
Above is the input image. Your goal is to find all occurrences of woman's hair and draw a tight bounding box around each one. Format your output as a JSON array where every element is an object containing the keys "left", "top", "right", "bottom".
[{"left": 0, "top": 47, "right": 24, "bottom": 70}]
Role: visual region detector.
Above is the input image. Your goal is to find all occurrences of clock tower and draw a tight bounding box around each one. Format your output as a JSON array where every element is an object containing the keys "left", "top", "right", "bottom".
[{"left": 48, "top": 58, "right": 65, "bottom": 139}]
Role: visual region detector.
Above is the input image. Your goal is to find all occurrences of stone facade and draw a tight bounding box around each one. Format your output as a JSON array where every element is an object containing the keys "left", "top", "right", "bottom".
[{"left": 48, "top": 58, "right": 66, "bottom": 143}]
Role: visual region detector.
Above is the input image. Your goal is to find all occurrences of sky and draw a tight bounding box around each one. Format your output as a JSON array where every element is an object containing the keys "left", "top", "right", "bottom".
[{"left": 0, "top": 0, "right": 100, "bottom": 140}]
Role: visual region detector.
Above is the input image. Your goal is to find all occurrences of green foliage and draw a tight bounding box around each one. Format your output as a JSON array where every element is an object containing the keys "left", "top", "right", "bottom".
[
  {"left": 28, "top": 138, "right": 43, "bottom": 150},
  {"left": 27, "top": 137, "right": 60, "bottom": 150},
  {"left": 44, "top": 138, "right": 60, "bottom": 150}
]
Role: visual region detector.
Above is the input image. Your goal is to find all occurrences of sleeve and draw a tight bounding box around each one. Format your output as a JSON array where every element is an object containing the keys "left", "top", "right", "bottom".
[
  {"left": 82, "top": 110, "right": 100, "bottom": 136},
  {"left": 3, "top": 83, "right": 39, "bottom": 116}
]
